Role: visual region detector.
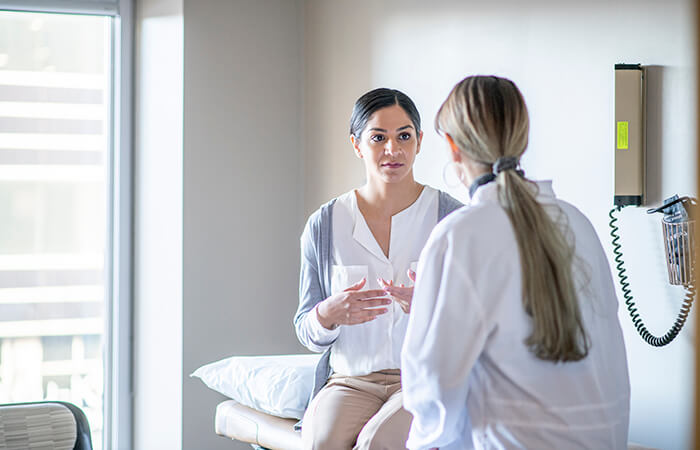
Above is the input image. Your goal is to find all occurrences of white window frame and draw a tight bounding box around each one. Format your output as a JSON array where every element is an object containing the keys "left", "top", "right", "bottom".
[
  {"left": 0, "top": 1, "right": 118, "bottom": 15},
  {"left": 0, "top": 2, "right": 134, "bottom": 449}
]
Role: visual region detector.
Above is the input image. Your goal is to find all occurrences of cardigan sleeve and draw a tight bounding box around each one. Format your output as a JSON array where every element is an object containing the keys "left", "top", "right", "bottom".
[
  {"left": 293, "top": 212, "right": 339, "bottom": 352},
  {"left": 438, "top": 191, "right": 464, "bottom": 221}
]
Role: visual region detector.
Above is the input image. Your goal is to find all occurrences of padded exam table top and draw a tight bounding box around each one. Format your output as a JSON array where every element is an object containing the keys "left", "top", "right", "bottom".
[{"left": 215, "top": 400, "right": 302, "bottom": 450}]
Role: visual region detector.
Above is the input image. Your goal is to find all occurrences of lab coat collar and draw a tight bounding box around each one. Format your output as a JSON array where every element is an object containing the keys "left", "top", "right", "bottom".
[{"left": 470, "top": 179, "right": 556, "bottom": 206}]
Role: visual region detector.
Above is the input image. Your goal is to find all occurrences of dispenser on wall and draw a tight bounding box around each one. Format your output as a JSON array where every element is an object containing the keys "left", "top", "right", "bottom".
[{"left": 609, "top": 63, "right": 696, "bottom": 346}]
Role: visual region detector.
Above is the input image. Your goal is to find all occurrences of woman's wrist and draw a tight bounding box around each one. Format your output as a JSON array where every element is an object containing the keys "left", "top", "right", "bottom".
[{"left": 316, "top": 303, "right": 337, "bottom": 330}]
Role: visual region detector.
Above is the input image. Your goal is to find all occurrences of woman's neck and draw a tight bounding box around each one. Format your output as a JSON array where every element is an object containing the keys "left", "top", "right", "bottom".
[
  {"left": 356, "top": 175, "right": 423, "bottom": 218},
  {"left": 461, "top": 158, "right": 491, "bottom": 187}
]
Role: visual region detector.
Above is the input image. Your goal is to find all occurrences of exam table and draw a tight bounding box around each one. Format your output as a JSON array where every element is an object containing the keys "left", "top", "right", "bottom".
[
  {"left": 215, "top": 399, "right": 659, "bottom": 450},
  {"left": 215, "top": 399, "right": 302, "bottom": 450}
]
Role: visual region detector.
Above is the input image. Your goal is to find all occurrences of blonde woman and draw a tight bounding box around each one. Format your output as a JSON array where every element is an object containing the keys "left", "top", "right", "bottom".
[{"left": 401, "top": 76, "right": 630, "bottom": 449}]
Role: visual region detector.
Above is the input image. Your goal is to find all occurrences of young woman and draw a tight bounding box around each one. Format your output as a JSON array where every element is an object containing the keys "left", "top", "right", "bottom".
[
  {"left": 294, "top": 88, "right": 462, "bottom": 450},
  {"left": 401, "top": 76, "right": 630, "bottom": 450}
]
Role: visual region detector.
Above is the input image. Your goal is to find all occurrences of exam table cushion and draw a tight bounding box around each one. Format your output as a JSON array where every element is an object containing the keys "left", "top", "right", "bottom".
[
  {"left": 215, "top": 399, "right": 301, "bottom": 450},
  {"left": 192, "top": 353, "right": 321, "bottom": 420}
]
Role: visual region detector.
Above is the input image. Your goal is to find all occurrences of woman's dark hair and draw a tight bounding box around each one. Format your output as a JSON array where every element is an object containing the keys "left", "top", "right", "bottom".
[{"left": 349, "top": 88, "right": 421, "bottom": 140}]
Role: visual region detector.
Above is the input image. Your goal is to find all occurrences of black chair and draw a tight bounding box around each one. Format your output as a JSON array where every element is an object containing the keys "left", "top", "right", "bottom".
[{"left": 0, "top": 401, "right": 92, "bottom": 450}]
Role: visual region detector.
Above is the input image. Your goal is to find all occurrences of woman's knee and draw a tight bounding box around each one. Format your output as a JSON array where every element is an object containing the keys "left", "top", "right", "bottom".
[
  {"left": 303, "top": 420, "right": 356, "bottom": 450},
  {"left": 354, "top": 408, "right": 412, "bottom": 450},
  {"left": 302, "top": 403, "right": 360, "bottom": 450},
  {"left": 355, "top": 428, "right": 403, "bottom": 450}
]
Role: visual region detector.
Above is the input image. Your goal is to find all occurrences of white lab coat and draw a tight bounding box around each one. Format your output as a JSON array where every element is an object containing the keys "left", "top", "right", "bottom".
[{"left": 401, "top": 180, "right": 630, "bottom": 450}]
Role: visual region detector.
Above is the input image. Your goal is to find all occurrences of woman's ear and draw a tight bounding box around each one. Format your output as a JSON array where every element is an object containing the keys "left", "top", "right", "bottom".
[
  {"left": 350, "top": 135, "right": 363, "bottom": 159},
  {"left": 444, "top": 133, "right": 462, "bottom": 163},
  {"left": 416, "top": 130, "right": 424, "bottom": 155}
]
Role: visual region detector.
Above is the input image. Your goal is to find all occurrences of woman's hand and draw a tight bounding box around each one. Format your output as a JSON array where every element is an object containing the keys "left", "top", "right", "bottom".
[
  {"left": 316, "top": 278, "right": 391, "bottom": 330},
  {"left": 379, "top": 269, "right": 416, "bottom": 314}
]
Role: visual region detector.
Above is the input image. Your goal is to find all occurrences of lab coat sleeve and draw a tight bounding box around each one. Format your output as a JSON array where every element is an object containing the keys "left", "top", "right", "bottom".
[
  {"left": 294, "top": 217, "right": 340, "bottom": 353},
  {"left": 402, "top": 232, "right": 489, "bottom": 450}
]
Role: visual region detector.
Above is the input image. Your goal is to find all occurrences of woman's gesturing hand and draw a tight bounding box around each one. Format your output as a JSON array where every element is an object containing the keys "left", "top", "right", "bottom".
[
  {"left": 316, "top": 278, "right": 391, "bottom": 330},
  {"left": 379, "top": 269, "right": 416, "bottom": 314}
]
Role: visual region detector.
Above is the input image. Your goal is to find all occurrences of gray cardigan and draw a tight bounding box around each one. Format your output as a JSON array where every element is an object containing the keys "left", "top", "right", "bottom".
[{"left": 294, "top": 190, "right": 463, "bottom": 402}]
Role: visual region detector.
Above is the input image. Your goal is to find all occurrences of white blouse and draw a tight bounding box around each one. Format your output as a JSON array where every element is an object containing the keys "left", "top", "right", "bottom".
[
  {"left": 304, "top": 185, "right": 439, "bottom": 377},
  {"left": 402, "top": 181, "right": 630, "bottom": 450}
]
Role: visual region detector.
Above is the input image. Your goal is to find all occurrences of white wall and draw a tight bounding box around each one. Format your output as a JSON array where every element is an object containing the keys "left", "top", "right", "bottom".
[
  {"left": 303, "top": 1, "right": 696, "bottom": 449},
  {"left": 133, "top": 0, "right": 183, "bottom": 449},
  {"left": 182, "top": 1, "right": 305, "bottom": 449},
  {"left": 133, "top": 1, "right": 696, "bottom": 448}
]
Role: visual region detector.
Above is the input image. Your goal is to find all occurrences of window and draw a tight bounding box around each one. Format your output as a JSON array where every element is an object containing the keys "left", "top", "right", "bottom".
[{"left": 0, "top": 3, "right": 132, "bottom": 449}]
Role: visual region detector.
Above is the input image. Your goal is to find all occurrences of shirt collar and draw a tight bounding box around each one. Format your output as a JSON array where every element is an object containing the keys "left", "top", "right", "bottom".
[
  {"left": 351, "top": 191, "right": 388, "bottom": 262},
  {"left": 350, "top": 187, "right": 430, "bottom": 262}
]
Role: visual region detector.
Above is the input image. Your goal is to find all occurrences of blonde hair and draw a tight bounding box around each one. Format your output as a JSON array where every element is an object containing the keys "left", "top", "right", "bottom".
[{"left": 436, "top": 76, "right": 589, "bottom": 362}]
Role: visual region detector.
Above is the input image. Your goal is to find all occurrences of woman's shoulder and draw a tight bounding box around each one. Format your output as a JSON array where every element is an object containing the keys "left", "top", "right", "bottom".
[
  {"left": 434, "top": 188, "right": 464, "bottom": 218},
  {"left": 305, "top": 198, "right": 337, "bottom": 228},
  {"left": 415, "top": 184, "right": 464, "bottom": 219},
  {"left": 304, "top": 190, "right": 357, "bottom": 235},
  {"left": 431, "top": 200, "right": 505, "bottom": 242}
]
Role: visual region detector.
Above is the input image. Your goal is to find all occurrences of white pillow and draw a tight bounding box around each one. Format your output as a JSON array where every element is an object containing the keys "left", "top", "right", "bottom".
[{"left": 191, "top": 353, "right": 321, "bottom": 420}]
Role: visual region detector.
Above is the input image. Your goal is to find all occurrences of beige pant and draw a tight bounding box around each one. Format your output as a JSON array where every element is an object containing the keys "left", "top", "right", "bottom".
[{"left": 301, "top": 370, "right": 412, "bottom": 450}]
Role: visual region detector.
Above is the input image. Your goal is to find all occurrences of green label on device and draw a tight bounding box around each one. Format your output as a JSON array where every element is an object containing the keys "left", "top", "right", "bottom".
[{"left": 617, "top": 121, "right": 629, "bottom": 150}]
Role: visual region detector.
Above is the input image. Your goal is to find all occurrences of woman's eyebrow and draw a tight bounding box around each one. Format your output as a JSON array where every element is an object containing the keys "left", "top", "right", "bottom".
[{"left": 367, "top": 124, "right": 414, "bottom": 133}]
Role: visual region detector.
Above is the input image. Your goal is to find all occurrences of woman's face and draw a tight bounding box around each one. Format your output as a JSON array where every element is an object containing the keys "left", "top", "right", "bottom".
[{"left": 352, "top": 104, "right": 423, "bottom": 185}]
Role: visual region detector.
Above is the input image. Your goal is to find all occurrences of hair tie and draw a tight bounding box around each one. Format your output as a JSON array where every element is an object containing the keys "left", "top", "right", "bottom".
[{"left": 493, "top": 157, "right": 519, "bottom": 175}]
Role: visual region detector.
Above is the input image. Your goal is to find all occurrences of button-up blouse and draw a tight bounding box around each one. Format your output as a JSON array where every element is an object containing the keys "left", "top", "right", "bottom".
[{"left": 302, "top": 186, "right": 439, "bottom": 377}]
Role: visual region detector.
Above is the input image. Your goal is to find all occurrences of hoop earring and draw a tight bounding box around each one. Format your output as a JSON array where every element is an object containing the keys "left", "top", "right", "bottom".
[{"left": 442, "top": 161, "right": 465, "bottom": 188}]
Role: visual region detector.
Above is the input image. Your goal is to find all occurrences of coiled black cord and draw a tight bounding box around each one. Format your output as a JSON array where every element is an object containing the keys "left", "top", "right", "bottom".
[{"left": 609, "top": 206, "right": 696, "bottom": 347}]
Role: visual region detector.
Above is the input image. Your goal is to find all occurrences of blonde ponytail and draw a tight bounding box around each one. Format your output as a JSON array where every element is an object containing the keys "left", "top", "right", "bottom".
[{"left": 436, "top": 76, "right": 589, "bottom": 362}]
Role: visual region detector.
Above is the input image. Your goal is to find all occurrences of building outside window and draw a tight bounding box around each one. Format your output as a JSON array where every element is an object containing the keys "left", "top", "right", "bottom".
[{"left": 0, "top": 5, "right": 131, "bottom": 449}]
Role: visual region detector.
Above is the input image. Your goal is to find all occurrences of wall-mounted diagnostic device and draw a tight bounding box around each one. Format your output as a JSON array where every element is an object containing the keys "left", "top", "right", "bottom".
[
  {"left": 609, "top": 63, "right": 696, "bottom": 346},
  {"left": 614, "top": 64, "right": 645, "bottom": 207}
]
